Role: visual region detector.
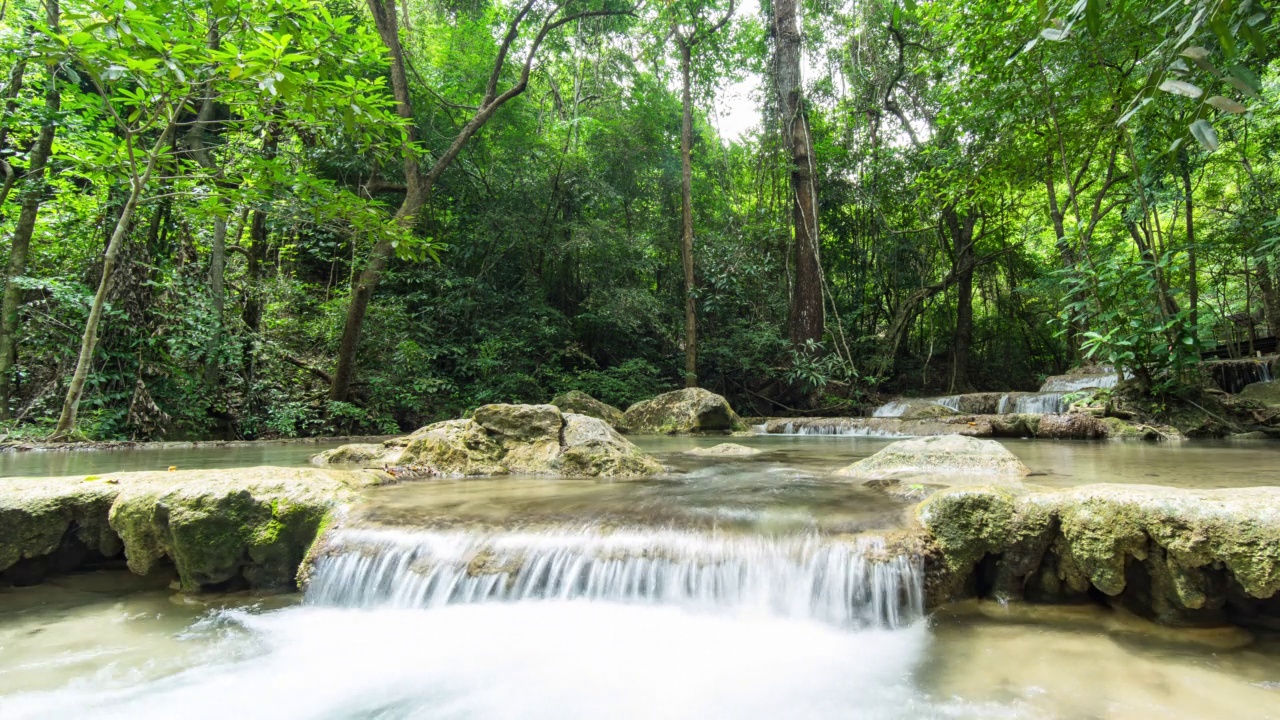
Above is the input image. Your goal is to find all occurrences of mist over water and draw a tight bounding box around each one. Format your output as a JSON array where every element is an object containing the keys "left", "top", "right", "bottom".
[{"left": 0, "top": 602, "right": 942, "bottom": 720}]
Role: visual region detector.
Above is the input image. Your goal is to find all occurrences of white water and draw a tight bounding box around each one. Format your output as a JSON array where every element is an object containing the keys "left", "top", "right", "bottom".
[
  {"left": 0, "top": 526, "right": 934, "bottom": 720},
  {"left": 872, "top": 400, "right": 911, "bottom": 417},
  {"left": 0, "top": 602, "right": 937, "bottom": 720},
  {"left": 306, "top": 527, "right": 924, "bottom": 629},
  {"left": 773, "top": 420, "right": 909, "bottom": 437},
  {"left": 1040, "top": 373, "right": 1119, "bottom": 392},
  {"left": 997, "top": 391, "right": 1067, "bottom": 414},
  {"left": 872, "top": 396, "right": 962, "bottom": 417}
]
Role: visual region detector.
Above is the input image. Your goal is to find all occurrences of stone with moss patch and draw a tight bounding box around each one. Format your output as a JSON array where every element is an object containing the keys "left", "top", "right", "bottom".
[
  {"left": 551, "top": 391, "right": 628, "bottom": 431},
  {"left": 623, "top": 388, "right": 747, "bottom": 434},
  {"left": 317, "top": 404, "right": 662, "bottom": 478}
]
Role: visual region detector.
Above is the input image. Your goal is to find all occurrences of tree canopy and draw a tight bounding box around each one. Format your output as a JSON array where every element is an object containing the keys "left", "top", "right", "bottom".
[{"left": 0, "top": 0, "right": 1275, "bottom": 439}]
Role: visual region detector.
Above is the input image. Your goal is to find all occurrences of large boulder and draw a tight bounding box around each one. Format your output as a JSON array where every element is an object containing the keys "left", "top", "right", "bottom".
[
  {"left": 557, "top": 413, "right": 664, "bottom": 476},
  {"left": 835, "top": 435, "right": 1032, "bottom": 481},
  {"left": 317, "top": 404, "right": 662, "bottom": 478},
  {"left": 916, "top": 483, "right": 1280, "bottom": 625},
  {"left": 623, "top": 388, "right": 746, "bottom": 434},
  {"left": 551, "top": 391, "right": 628, "bottom": 431},
  {"left": 1, "top": 467, "right": 384, "bottom": 591},
  {"left": 1239, "top": 380, "right": 1280, "bottom": 408}
]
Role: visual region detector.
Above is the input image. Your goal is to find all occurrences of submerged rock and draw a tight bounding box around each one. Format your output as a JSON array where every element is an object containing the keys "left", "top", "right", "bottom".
[
  {"left": 550, "top": 391, "right": 628, "bottom": 431},
  {"left": 317, "top": 404, "right": 662, "bottom": 478},
  {"left": 624, "top": 388, "right": 747, "bottom": 434},
  {"left": 684, "top": 443, "right": 763, "bottom": 457},
  {"left": 916, "top": 483, "right": 1280, "bottom": 625},
  {"left": 836, "top": 436, "right": 1033, "bottom": 481},
  {"left": 0, "top": 467, "right": 385, "bottom": 591}
]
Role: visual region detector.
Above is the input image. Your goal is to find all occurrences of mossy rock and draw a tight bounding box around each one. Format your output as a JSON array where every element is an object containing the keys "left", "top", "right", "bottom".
[
  {"left": 1239, "top": 380, "right": 1280, "bottom": 408},
  {"left": 1, "top": 467, "right": 383, "bottom": 591},
  {"left": 551, "top": 391, "right": 628, "bottom": 431},
  {"left": 316, "top": 405, "right": 662, "bottom": 478},
  {"left": 623, "top": 388, "right": 747, "bottom": 434},
  {"left": 836, "top": 435, "right": 1032, "bottom": 481},
  {"left": 0, "top": 478, "right": 122, "bottom": 575},
  {"left": 916, "top": 483, "right": 1280, "bottom": 623}
]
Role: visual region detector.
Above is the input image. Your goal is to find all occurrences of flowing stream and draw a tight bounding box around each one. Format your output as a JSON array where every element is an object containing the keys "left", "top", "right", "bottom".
[{"left": 3, "top": 434, "right": 1280, "bottom": 718}]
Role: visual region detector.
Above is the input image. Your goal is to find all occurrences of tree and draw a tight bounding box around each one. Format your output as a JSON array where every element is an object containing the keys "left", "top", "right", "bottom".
[
  {"left": 0, "top": 0, "right": 59, "bottom": 419},
  {"left": 772, "top": 0, "right": 821, "bottom": 350},
  {"left": 667, "top": 0, "right": 734, "bottom": 388},
  {"left": 328, "top": 0, "right": 632, "bottom": 401}
]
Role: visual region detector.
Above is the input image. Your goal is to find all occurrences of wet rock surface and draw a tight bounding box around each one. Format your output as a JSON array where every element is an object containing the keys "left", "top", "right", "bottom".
[
  {"left": 1, "top": 467, "right": 386, "bottom": 591},
  {"left": 550, "top": 391, "right": 628, "bottom": 431},
  {"left": 317, "top": 404, "right": 663, "bottom": 478},
  {"left": 915, "top": 483, "right": 1280, "bottom": 626},
  {"left": 623, "top": 388, "right": 747, "bottom": 434},
  {"left": 684, "top": 443, "right": 764, "bottom": 457},
  {"left": 837, "top": 436, "right": 1031, "bottom": 480}
]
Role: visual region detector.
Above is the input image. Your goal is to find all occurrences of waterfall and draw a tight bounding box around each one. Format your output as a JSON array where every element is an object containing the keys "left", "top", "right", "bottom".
[
  {"left": 997, "top": 394, "right": 1012, "bottom": 414},
  {"left": 1013, "top": 392, "right": 1067, "bottom": 414},
  {"left": 934, "top": 395, "right": 963, "bottom": 412},
  {"left": 771, "top": 420, "right": 909, "bottom": 437},
  {"left": 306, "top": 527, "right": 924, "bottom": 629},
  {"left": 872, "top": 401, "right": 909, "bottom": 418},
  {"left": 1040, "top": 374, "right": 1119, "bottom": 392},
  {"left": 874, "top": 396, "right": 961, "bottom": 417},
  {"left": 1207, "top": 359, "right": 1276, "bottom": 393}
]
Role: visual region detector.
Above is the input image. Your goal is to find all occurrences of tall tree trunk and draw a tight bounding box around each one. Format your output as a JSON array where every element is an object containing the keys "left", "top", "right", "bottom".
[
  {"left": 1182, "top": 165, "right": 1197, "bottom": 328},
  {"left": 331, "top": 0, "right": 592, "bottom": 400},
  {"left": 330, "top": 0, "right": 428, "bottom": 402},
  {"left": 0, "top": 53, "right": 29, "bottom": 209},
  {"left": 1258, "top": 258, "right": 1280, "bottom": 340},
  {"left": 1044, "top": 153, "right": 1081, "bottom": 362},
  {"left": 943, "top": 208, "right": 976, "bottom": 392},
  {"left": 774, "top": 0, "right": 822, "bottom": 348},
  {"left": 0, "top": 0, "right": 58, "bottom": 421},
  {"left": 679, "top": 40, "right": 697, "bottom": 387},
  {"left": 183, "top": 75, "right": 227, "bottom": 389},
  {"left": 52, "top": 121, "right": 175, "bottom": 438}
]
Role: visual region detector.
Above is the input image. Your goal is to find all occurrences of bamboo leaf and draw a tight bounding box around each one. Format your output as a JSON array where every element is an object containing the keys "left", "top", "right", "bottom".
[
  {"left": 1207, "top": 95, "right": 1248, "bottom": 113},
  {"left": 1158, "top": 79, "right": 1203, "bottom": 98},
  {"left": 1189, "top": 119, "right": 1219, "bottom": 152}
]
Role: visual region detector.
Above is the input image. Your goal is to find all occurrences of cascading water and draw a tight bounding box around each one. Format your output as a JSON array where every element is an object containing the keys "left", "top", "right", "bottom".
[
  {"left": 872, "top": 400, "right": 910, "bottom": 417},
  {"left": 1013, "top": 392, "right": 1067, "bottom": 414},
  {"left": 933, "top": 395, "right": 963, "bottom": 412},
  {"left": 1040, "top": 373, "right": 1119, "bottom": 392},
  {"left": 305, "top": 526, "right": 924, "bottom": 629}
]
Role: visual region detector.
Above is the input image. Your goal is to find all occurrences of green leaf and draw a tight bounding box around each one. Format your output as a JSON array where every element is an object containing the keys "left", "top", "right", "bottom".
[
  {"left": 1085, "top": 0, "right": 1101, "bottom": 37},
  {"left": 1207, "top": 95, "right": 1248, "bottom": 114},
  {"left": 1157, "top": 79, "right": 1202, "bottom": 98},
  {"left": 1189, "top": 119, "right": 1219, "bottom": 152}
]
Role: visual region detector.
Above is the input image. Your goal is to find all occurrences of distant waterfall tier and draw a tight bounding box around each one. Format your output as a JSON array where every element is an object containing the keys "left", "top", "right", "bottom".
[
  {"left": 996, "top": 392, "right": 1067, "bottom": 415},
  {"left": 305, "top": 527, "right": 924, "bottom": 629}
]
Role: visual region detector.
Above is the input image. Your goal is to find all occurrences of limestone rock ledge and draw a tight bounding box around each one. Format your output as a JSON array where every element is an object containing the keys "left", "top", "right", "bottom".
[
  {"left": 315, "top": 404, "right": 663, "bottom": 477},
  {"left": 764, "top": 414, "right": 1181, "bottom": 441},
  {"left": 0, "top": 467, "right": 387, "bottom": 591},
  {"left": 916, "top": 483, "right": 1280, "bottom": 625}
]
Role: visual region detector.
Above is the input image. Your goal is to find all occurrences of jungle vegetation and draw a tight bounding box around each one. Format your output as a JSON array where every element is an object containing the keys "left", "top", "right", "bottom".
[{"left": 0, "top": 0, "right": 1275, "bottom": 439}]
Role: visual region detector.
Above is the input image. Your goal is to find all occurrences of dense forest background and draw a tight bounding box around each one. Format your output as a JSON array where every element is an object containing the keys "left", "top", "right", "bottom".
[{"left": 0, "top": 0, "right": 1276, "bottom": 440}]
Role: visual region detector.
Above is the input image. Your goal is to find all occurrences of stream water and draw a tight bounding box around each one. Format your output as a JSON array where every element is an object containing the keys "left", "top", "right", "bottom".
[{"left": 3, "top": 434, "right": 1280, "bottom": 718}]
